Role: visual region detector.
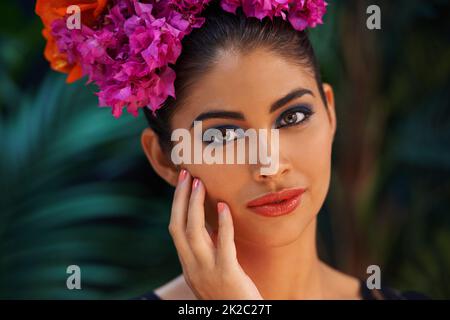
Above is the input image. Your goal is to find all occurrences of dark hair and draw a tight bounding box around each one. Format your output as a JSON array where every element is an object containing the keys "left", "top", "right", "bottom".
[{"left": 143, "top": 0, "right": 327, "bottom": 154}]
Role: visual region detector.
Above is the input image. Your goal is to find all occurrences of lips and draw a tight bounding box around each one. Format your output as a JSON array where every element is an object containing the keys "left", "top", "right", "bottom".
[{"left": 246, "top": 188, "right": 306, "bottom": 217}]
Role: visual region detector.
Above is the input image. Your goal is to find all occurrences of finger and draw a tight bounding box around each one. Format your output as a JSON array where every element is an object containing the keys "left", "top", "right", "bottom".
[
  {"left": 186, "top": 178, "right": 214, "bottom": 264},
  {"left": 216, "top": 202, "right": 237, "bottom": 266},
  {"left": 169, "top": 169, "right": 194, "bottom": 263},
  {"left": 207, "top": 229, "right": 218, "bottom": 248}
]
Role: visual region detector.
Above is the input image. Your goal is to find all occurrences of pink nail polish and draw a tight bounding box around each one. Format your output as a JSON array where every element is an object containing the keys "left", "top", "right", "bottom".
[
  {"left": 192, "top": 178, "right": 201, "bottom": 190},
  {"left": 217, "top": 202, "right": 226, "bottom": 213},
  {"left": 178, "top": 169, "right": 187, "bottom": 183}
]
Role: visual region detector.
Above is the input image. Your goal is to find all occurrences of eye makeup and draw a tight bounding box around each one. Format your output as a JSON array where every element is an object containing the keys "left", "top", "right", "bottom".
[
  {"left": 201, "top": 104, "right": 315, "bottom": 145},
  {"left": 274, "top": 104, "right": 315, "bottom": 129}
]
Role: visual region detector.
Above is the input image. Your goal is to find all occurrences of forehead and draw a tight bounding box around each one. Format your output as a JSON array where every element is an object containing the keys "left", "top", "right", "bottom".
[{"left": 172, "top": 48, "right": 317, "bottom": 126}]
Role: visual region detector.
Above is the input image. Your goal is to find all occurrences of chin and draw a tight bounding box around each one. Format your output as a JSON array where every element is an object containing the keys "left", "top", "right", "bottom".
[{"left": 234, "top": 208, "right": 317, "bottom": 248}]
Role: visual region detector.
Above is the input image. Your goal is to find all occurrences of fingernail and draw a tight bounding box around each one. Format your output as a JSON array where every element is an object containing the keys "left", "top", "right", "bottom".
[
  {"left": 178, "top": 169, "right": 187, "bottom": 183},
  {"left": 192, "top": 178, "right": 201, "bottom": 190},
  {"left": 217, "top": 202, "right": 226, "bottom": 214}
]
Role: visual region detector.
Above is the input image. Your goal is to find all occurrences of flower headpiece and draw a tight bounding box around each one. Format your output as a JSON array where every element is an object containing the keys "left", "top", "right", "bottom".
[{"left": 36, "top": 0, "right": 327, "bottom": 118}]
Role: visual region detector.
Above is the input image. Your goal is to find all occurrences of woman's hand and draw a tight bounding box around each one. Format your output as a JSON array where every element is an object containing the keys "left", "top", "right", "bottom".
[{"left": 168, "top": 169, "right": 263, "bottom": 300}]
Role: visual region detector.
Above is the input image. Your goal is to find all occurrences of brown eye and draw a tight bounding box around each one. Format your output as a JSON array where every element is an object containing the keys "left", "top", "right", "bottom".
[
  {"left": 203, "top": 126, "right": 244, "bottom": 145},
  {"left": 276, "top": 105, "right": 313, "bottom": 128},
  {"left": 279, "top": 111, "right": 305, "bottom": 126},
  {"left": 214, "top": 129, "right": 238, "bottom": 143}
]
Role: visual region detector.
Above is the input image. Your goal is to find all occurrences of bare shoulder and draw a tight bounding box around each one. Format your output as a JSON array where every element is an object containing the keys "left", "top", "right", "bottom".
[{"left": 154, "top": 274, "right": 198, "bottom": 300}]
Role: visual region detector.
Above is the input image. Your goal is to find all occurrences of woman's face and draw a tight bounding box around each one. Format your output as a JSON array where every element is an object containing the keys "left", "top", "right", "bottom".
[{"left": 169, "top": 47, "right": 336, "bottom": 247}]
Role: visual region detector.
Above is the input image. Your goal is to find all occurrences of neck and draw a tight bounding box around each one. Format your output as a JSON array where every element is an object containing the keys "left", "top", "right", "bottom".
[{"left": 234, "top": 218, "right": 326, "bottom": 299}]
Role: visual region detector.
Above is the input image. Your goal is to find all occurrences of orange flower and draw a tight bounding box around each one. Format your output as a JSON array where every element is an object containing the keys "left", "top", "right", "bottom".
[{"left": 35, "top": 0, "right": 108, "bottom": 83}]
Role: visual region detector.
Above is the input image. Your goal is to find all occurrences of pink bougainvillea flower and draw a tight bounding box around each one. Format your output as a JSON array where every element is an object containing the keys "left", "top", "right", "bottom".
[
  {"left": 220, "top": 0, "right": 327, "bottom": 30},
  {"left": 43, "top": 0, "right": 326, "bottom": 118},
  {"left": 287, "top": 0, "right": 328, "bottom": 30},
  {"left": 35, "top": 0, "right": 108, "bottom": 83},
  {"left": 51, "top": 0, "right": 211, "bottom": 118}
]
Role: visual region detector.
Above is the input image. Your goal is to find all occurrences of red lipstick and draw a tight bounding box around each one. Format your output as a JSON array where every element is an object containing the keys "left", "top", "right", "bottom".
[{"left": 246, "top": 188, "right": 306, "bottom": 217}]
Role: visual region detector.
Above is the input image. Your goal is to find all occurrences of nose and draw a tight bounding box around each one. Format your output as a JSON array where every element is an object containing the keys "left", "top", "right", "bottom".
[
  {"left": 252, "top": 162, "right": 290, "bottom": 182},
  {"left": 248, "top": 128, "right": 290, "bottom": 183},
  {"left": 247, "top": 126, "right": 291, "bottom": 183},
  {"left": 251, "top": 153, "right": 291, "bottom": 183}
]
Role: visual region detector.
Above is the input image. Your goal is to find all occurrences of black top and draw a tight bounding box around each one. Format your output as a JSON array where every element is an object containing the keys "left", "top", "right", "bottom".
[{"left": 134, "top": 279, "right": 429, "bottom": 300}]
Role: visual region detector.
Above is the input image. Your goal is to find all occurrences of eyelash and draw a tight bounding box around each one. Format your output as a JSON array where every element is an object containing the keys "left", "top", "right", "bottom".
[
  {"left": 203, "top": 105, "right": 314, "bottom": 145},
  {"left": 204, "top": 125, "right": 243, "bottom": 145},
  {"left": 274, "top": 105, "right": 314, "bottom": 129}
]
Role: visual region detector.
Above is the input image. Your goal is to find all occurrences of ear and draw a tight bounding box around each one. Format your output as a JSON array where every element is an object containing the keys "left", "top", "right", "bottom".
[
  {"left": 322, "top": 83, "right": 337, "bottom": 138},
  {"left": 141, "top": 128, "right": 179, "bottom": 187}
]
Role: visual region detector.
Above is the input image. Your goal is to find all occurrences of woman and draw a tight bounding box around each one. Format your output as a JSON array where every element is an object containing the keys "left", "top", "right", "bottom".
[
  {"left": 36, "top": 0, "right": 427, "bottom": 300},
  {"left": 138, "top": 2, "right": 420, "bottom": 300}
]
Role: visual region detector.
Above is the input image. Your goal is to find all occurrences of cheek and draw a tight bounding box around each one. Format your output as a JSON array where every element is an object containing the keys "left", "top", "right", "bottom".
[
  {"left": 184, "top": 163, "right": 247, "bottom": 227},
  {"left": 287, "top": 120, "right": 333, "bottom": 211}
]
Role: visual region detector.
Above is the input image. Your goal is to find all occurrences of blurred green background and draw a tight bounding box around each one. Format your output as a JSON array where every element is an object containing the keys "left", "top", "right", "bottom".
[{"left": 0, "top": 0, "right": 449, "bottom": 299}]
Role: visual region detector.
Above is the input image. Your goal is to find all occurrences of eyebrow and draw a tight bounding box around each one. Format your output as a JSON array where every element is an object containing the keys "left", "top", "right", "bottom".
[
  {"left": 269, "top": 87, "right": 314, "bottom": 113},
  {"left": 190, "top": 87, "right": 314, "bottom": 128},
  {"left": 191, "top": 110, "right": 245, "bottom": 128}
]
